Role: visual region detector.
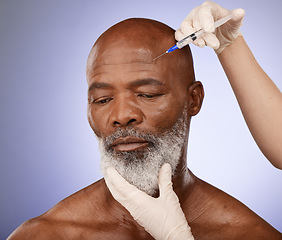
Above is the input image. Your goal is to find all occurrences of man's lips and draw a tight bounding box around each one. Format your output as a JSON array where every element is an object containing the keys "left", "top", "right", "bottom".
[{"left": 110, "top": 136, "right": 150, "bottom": 152}]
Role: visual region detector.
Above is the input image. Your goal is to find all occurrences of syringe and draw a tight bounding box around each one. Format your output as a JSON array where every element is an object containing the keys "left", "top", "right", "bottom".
[{"left": 153, "top": 13, "right": 233, "bottom": 61}]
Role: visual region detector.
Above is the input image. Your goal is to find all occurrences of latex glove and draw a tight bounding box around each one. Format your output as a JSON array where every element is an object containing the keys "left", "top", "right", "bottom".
[
  {"left": 105, "top": 163, "right": 194, "bottom": 240},
  {"left": 175, "top": 1, "right": 245, "bottom": 54}
]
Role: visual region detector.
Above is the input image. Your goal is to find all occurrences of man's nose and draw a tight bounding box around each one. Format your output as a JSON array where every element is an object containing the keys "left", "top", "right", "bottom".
[{"left": 109, "top": 97, "right": 143, "bottom": 127}]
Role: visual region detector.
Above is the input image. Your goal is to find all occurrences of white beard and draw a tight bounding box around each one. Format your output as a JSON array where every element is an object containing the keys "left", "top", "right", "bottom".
[{"left": 98, "top": 109, "right": 188, "bottom": 196}]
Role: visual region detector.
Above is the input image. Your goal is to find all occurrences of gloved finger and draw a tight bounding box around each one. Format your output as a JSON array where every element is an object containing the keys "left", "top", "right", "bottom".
[
  {"left": 193, "top": 38, "right": 206, "bottom": 48},
  {"left": 180, "top": 21, "right": 197, "bottom": 38},
  {"left": 175, "top": 29, "right": 186, "bottom": 42},
  {"left": 202, "top": 33, "right": 220, "bottom": 49},
  {"left": 175, "top": 28, "right": 192, "bottom": 41},
  {"left": 158, "top": 163, "right": 173, "bottom": 197},
  {"left": 197, "top": 6, "right": 215, "bottom": 33},
  {"left": 190, "top": 14, "right": 203, "bottom": 32},
  {"left": 186, "top": 17, "right": 206, "bottom": 49},
  {"left": 180, "top": 7, "right": 197, "bottom": 32},
  {"left": 105, "top": 167, "right": 140, "bottom": 200},
  {"left": 105, "top": 167, "right": 128, "bottom": 200}
]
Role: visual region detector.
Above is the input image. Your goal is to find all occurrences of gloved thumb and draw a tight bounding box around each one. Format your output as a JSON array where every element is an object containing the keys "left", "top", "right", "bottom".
[
  {"left": 231, "top": 8, "right": 245, "bottom": 22},
  {"left": 231, "top": 8, "right": 245, "bottom": 31},
  {"left": 158, "top": 163, "right": 173, "bottom": 198}
]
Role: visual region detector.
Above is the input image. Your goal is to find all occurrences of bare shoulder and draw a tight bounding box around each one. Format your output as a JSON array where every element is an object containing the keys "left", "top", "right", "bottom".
[
  {"left": 7, "top": 217, "right": 57, "bottom": 240},
  {"left": 8, "top": 179, "right": 112, "bottom": 240},
  {"left": 8, "top": 179, "right": 151, "bottom": 240},
  {"left": 185, "top": 177, "right": 282, "bottom": 240}
]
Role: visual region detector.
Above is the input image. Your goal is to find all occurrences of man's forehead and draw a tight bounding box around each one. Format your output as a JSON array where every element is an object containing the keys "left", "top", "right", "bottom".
[
  {"left": 91, "top": 46, "right": 154, "bottom": 70},
  {"left": 86, "top": 46, "right": 159, "bottom": 84}
]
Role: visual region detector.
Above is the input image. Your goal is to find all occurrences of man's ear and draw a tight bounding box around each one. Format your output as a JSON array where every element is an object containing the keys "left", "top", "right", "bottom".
[{"left": 187, "top": 81, "right": 204, "bottom": 116}]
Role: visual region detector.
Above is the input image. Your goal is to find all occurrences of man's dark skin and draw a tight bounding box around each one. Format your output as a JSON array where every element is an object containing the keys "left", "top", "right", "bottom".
[{"left": 8, "top": 18, "right": 282, "bottom": 240}]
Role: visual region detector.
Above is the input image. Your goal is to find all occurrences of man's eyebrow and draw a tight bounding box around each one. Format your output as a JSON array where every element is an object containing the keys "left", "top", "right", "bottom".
[
  {"left": 88, "top": 78, "right": 163, "bottom": 93},
  {"left": 129, "top": 78, "right": 164, "bottom": 87},
  {"left": 88, "top": 82, "right": 112, "bottom": 93}
]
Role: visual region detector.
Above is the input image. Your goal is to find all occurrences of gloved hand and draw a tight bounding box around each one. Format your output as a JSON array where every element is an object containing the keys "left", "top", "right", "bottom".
[
  {"left": 105, "top": 163, "right": 194, "bottom": 240},
  {"left": 175, "top": 1, "right": 245, "bottom": 54}
]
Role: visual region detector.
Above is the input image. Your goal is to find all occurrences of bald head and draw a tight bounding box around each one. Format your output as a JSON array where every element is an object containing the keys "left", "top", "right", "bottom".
[{"left": 86, "top": 18, "right": 195, "bottom": 87}]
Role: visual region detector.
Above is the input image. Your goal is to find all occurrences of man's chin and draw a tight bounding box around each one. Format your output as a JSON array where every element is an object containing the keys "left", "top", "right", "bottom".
[{"left": 100, "top": 151, "right": 161, "bottom": 195}]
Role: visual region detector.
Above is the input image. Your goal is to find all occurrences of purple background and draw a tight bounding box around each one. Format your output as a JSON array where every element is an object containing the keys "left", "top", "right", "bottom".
[{"left": 1, "top": 0, "right": 281, "bottom": 238}]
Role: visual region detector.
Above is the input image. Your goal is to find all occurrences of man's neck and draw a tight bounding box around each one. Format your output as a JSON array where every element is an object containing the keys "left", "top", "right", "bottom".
[{"left": 171, "top": 155, "right": 195, "bottom": 203}]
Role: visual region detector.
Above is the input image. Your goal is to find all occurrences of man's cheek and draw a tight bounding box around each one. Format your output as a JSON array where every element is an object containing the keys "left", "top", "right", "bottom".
[
  {"left": 147, "top": 110, "right": 180, "bottom": 133},
  {"left": 87, "top": 109, "right": 102, "bottom": 137}
]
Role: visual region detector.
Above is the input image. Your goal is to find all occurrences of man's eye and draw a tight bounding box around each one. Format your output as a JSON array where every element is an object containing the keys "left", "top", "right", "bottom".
[
  {"left": 138, "top": 93, "right": 160, "bottom": 99},
  {"left": 94, "top": 98, "right": 113, "bottom": 104}
]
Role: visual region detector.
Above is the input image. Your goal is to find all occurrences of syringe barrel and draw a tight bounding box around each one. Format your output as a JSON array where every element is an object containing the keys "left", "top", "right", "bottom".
[
  {"left": 175, "top": 13, "right": 232, "bottom": 50},
  {"left": 176, "top": 35, "right": 193, "bottom": 49},
  {"left": 176, "top": 29, "right": 205, "bottom": 49}
]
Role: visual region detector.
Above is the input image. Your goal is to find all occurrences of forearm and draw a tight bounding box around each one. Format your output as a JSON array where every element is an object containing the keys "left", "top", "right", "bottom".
[{"left": 218, "top": 36, "right": 282, "bottom": 169}]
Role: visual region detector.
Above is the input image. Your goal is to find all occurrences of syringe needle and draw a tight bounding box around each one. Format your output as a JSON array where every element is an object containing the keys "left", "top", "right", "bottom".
[
  {"left": 153, "top": 52, "right": 167, "bottom": 61},
  {"left": 153, "top": 44, "right": 178, "bottom": 61}
]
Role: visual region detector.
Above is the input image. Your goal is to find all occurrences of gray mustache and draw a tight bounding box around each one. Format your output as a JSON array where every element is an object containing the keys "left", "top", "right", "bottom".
[{"left": 104, "top": 127, "right": 158, "bottom": 150}]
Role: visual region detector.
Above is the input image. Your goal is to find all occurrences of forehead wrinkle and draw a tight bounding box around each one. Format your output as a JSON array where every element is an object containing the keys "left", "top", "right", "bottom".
[
  {"left": 87, "top": 43, "right": 155, "bottom": 77},
  {"left": 88, "top": 61, "right": 156, "bottom": 80},
  {"left": 91, "top": 59, "right": 153, "bottom": 71}
]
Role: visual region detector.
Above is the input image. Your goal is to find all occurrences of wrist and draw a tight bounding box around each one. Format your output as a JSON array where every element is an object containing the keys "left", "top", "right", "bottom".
[{"left": 215, "top": 31, "right": 243, "bottom": 55}]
